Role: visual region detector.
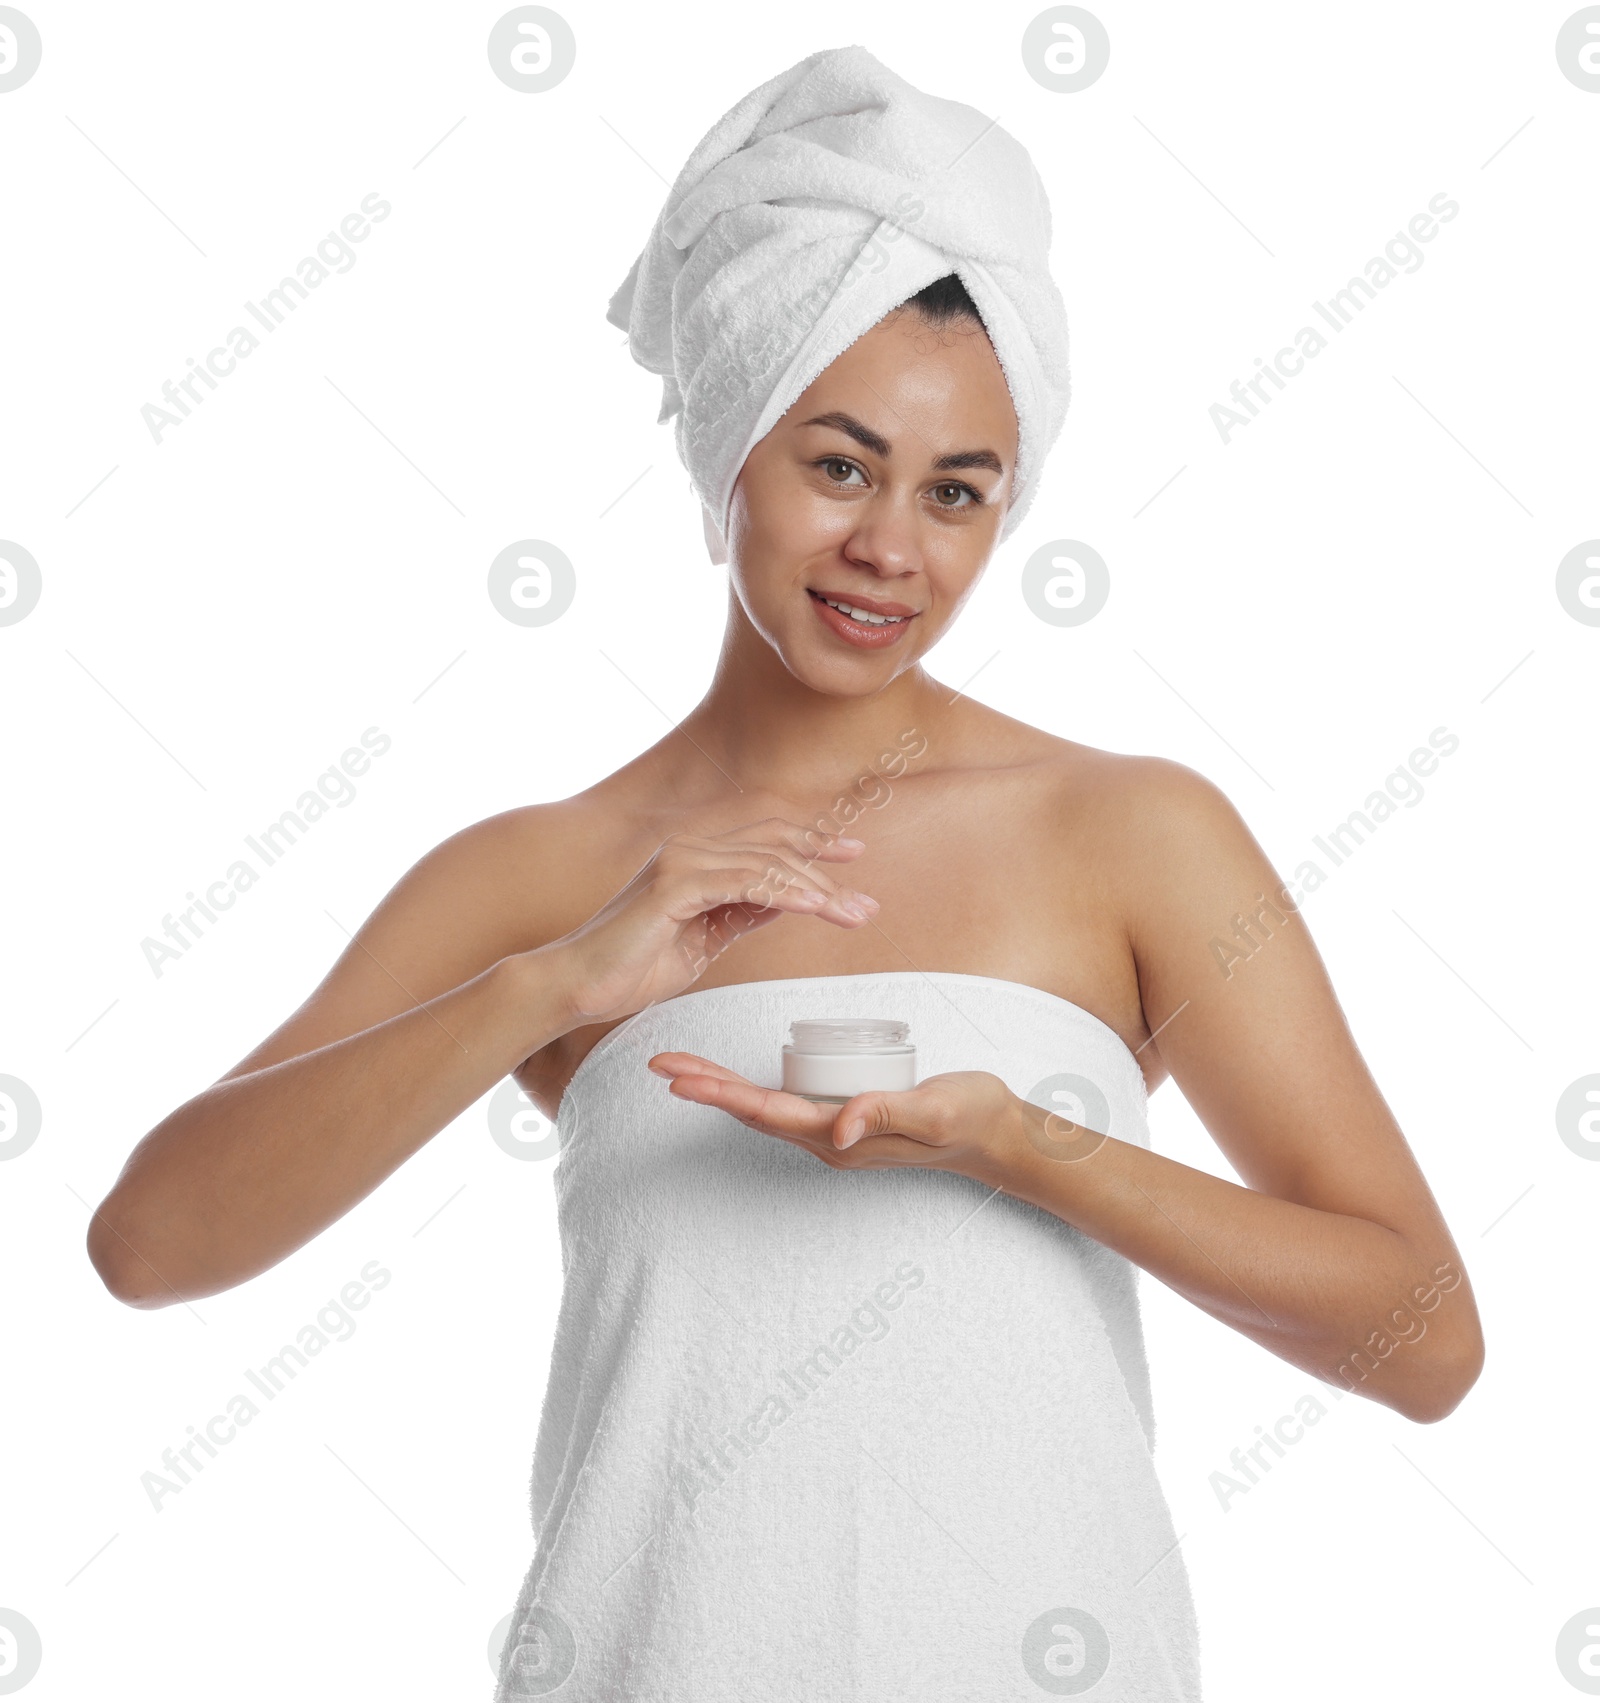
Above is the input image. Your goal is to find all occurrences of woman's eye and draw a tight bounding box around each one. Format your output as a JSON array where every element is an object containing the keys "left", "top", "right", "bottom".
[
  {"left": 821, "top": 457, "right": 864, "bottom": 485},
  {"left": 931, "top": 482, "right": 978, "bottom": 508}
]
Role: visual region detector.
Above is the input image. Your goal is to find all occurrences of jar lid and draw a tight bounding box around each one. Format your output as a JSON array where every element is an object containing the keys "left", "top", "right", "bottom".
[{"left": 788, "top": 1018, "right": 910, "bottom": 1051}]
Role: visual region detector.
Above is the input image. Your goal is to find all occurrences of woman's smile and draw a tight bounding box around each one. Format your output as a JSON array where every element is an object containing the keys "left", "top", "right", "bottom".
[{"left": 806, "top": 586, "right": 920, "bottom": 648}]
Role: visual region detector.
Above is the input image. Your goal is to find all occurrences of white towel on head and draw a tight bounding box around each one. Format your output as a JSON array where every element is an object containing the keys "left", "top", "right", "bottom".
[{"left": 607, "top": 44, "right": 1072, "bottom": 560}]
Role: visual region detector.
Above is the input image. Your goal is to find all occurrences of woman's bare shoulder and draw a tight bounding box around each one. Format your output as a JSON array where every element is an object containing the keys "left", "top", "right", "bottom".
[
  {"left": 212, "top": 784, "right": 650, "bottom": 1084},
  {"left": 1044, "top": 743, "right": 1251, "bottom": 876},
  {"left": 416, "top": 767, "right": 669, "bottom": 940},
  {"left": 957, "top": 700, "right": 1232, "bottom": 819},
  {"left": 1012, "top": 731, "right": 1279, "bottom": 961}
]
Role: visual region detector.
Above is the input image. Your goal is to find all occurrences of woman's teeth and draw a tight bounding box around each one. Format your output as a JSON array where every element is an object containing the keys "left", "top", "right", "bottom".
[{"left": 818, "top": 595, "right": 906, "bottom": 626}]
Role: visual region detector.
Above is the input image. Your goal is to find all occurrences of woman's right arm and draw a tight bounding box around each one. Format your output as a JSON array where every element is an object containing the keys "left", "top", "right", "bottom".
[{"left": 85, "top": 812, "right": 875, "bottom": 1308}]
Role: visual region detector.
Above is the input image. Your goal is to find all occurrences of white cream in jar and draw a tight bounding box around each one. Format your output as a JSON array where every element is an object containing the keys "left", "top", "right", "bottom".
[{"left": 781, "top": 1018, "right": 917, "bottom": 1103}]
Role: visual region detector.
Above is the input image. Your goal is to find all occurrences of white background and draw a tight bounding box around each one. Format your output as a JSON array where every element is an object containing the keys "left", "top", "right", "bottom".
[{"left": 3, "top": 2, "right": 1597, "bottom": 1698}]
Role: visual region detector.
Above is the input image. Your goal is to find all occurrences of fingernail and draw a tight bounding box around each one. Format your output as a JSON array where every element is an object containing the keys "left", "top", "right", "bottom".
[
  {"left": 837, "top": 900, "right": 869, "bottom": 922},
  {"left": 851, "top": 891, "right": 880, "bottom": 913},
  {"left": 839, "top": 1117, "right": 864, "bottom": 1147},
  {"left": 836, "top": 836, "right": 865, "bottom": 849}
]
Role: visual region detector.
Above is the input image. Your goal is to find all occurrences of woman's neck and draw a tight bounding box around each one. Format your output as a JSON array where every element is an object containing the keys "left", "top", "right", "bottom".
[{"left": 665, "top": 621, "right": 961, "bottom": 805}]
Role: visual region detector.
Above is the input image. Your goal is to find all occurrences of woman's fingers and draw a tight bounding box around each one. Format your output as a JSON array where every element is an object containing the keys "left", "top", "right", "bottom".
[
  {"left": 725, "top": 818, "right": 866, "bottom": 866},
  {"left": 651, "top": 1057, "right": 835, "bottom": 1136},
  {"left": 716, "top": 831, "right": 876, "bottom": 924},
  {"left": 658, "top": 858, "right": 876, "bottom": 930},
  {"left": 646, "top": 1051, "right": 750, "bottom": 1086},
  {"left": 654, "top": 866, "right": 818, "bottom": 924},
  {"left": 661, "top": 821, "right": 877, "bottom": 927},
  {"left": 830, "top": 1074, "right": 1021, "bottom": 1170},
  {"left": 646, "top": 1056, "right": 953, "bottom": 1167},
  {"left": 646, "top": 1059, "right": 1016, "bottom": 1177},
  {"left": 831, "top": 1088, "right": 941, "bottom": 1147},
  {"left": 728, "top": 854, "right": 864, "bottom": 922},
  {"left": 810, "top": 835, "right": 867, "bottom": 859},
  {"left": 557, "top": 824, "right": 877, "bottom": 1028},
  {"left": 695, "top": 900, "right": 786, "bottom": 956},
  {"left": 649, "top": 1058, "right": 1001, "bottom": 1173}
]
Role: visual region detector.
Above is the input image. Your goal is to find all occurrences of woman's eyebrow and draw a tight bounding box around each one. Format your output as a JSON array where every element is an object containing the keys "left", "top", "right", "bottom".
[
  {"left": 799, "top": 411, "right": 1002, "bottom": 475},
  {"left": 931, "top": 447, "right": 1003, "bottom": 475},
  {"left": 799, "top": 411, "right": 891, "bottom": 457}
]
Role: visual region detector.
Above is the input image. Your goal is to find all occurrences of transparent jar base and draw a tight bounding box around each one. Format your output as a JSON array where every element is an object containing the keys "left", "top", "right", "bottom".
[{"left": 782, "top": 1021, "right": 916, "bottom": 1102}]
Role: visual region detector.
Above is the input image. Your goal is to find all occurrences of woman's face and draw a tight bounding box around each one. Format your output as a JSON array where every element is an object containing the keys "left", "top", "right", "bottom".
[{"left": 725, "top": 307, "right": 1020, "bottom": 692}]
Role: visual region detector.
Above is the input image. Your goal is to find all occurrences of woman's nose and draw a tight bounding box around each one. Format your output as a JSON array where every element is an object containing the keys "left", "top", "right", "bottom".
[{"left": 840, "top": 495, "right": 921, "bottom": 577}]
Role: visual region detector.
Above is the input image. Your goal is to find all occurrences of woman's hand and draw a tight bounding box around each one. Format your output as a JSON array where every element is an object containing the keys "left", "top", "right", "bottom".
[
  {"left": 647, "top": 1053, "right": 1038, "bottom": 1188},
  {"left": 545, "top": 819, "right": 878, "bottom": 1025}
]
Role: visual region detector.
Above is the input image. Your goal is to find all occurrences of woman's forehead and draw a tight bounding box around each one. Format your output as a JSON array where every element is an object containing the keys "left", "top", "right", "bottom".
[{"left": 790, "top": 317, "right": 1020, "bottom": 459}]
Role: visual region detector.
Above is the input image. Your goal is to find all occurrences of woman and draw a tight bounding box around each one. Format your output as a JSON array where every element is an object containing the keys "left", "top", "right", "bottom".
[{"left": 89, "top": 46, "right": 1483, "bottom": 1702}]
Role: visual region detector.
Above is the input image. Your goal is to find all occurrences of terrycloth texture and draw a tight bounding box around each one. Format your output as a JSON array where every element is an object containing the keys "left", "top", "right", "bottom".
[
  {"left": 607, "top": 47, "right": 1072, "bottom": 560},
  {"left": 493, "top": 972, "right": 1202, "bottom": 1702}
]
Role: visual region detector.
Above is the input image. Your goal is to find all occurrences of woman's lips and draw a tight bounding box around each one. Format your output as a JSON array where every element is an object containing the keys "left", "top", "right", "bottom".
[{"left": 807, "top": 588, "right": 917, "bottom": 650}]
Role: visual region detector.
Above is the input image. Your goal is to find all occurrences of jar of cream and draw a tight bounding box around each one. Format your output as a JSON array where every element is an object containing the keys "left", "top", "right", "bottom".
[{"left": 781, "top": 1019, "right": 917, "bottom": 1104}]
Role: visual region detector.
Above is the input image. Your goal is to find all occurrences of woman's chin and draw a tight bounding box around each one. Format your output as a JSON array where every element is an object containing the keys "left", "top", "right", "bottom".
[
  {"left": 782, "top": 643, "right": 914, "bottom": 696},
  {"left": 770, "top": 603, "right": 930, "bottom": 690}
]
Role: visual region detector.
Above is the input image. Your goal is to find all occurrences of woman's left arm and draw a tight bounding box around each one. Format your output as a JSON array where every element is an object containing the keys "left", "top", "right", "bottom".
[
  {"left": 653, "top": 763, "right": 1485, "bottom": 1425},
  {"left": 1029, "top": 757, "right": 1485, "bottom": 1424}
]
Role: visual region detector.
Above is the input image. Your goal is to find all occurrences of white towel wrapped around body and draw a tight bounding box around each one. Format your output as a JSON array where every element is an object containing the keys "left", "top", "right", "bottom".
[
  {"left": 607, "top": 44, "right": 1072, "bottom": 557},
  {"left": 491, "top": 972, "right": 1203, "bottom": 1701}
]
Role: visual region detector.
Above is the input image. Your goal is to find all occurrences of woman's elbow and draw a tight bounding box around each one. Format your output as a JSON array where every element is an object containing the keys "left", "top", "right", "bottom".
[
  {"left": 86, "top": 1200, "right": 182, "bottom": 1309},
  {"left": 1400, "top": 1321, "right": 1486, "bottom": 1424}
]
